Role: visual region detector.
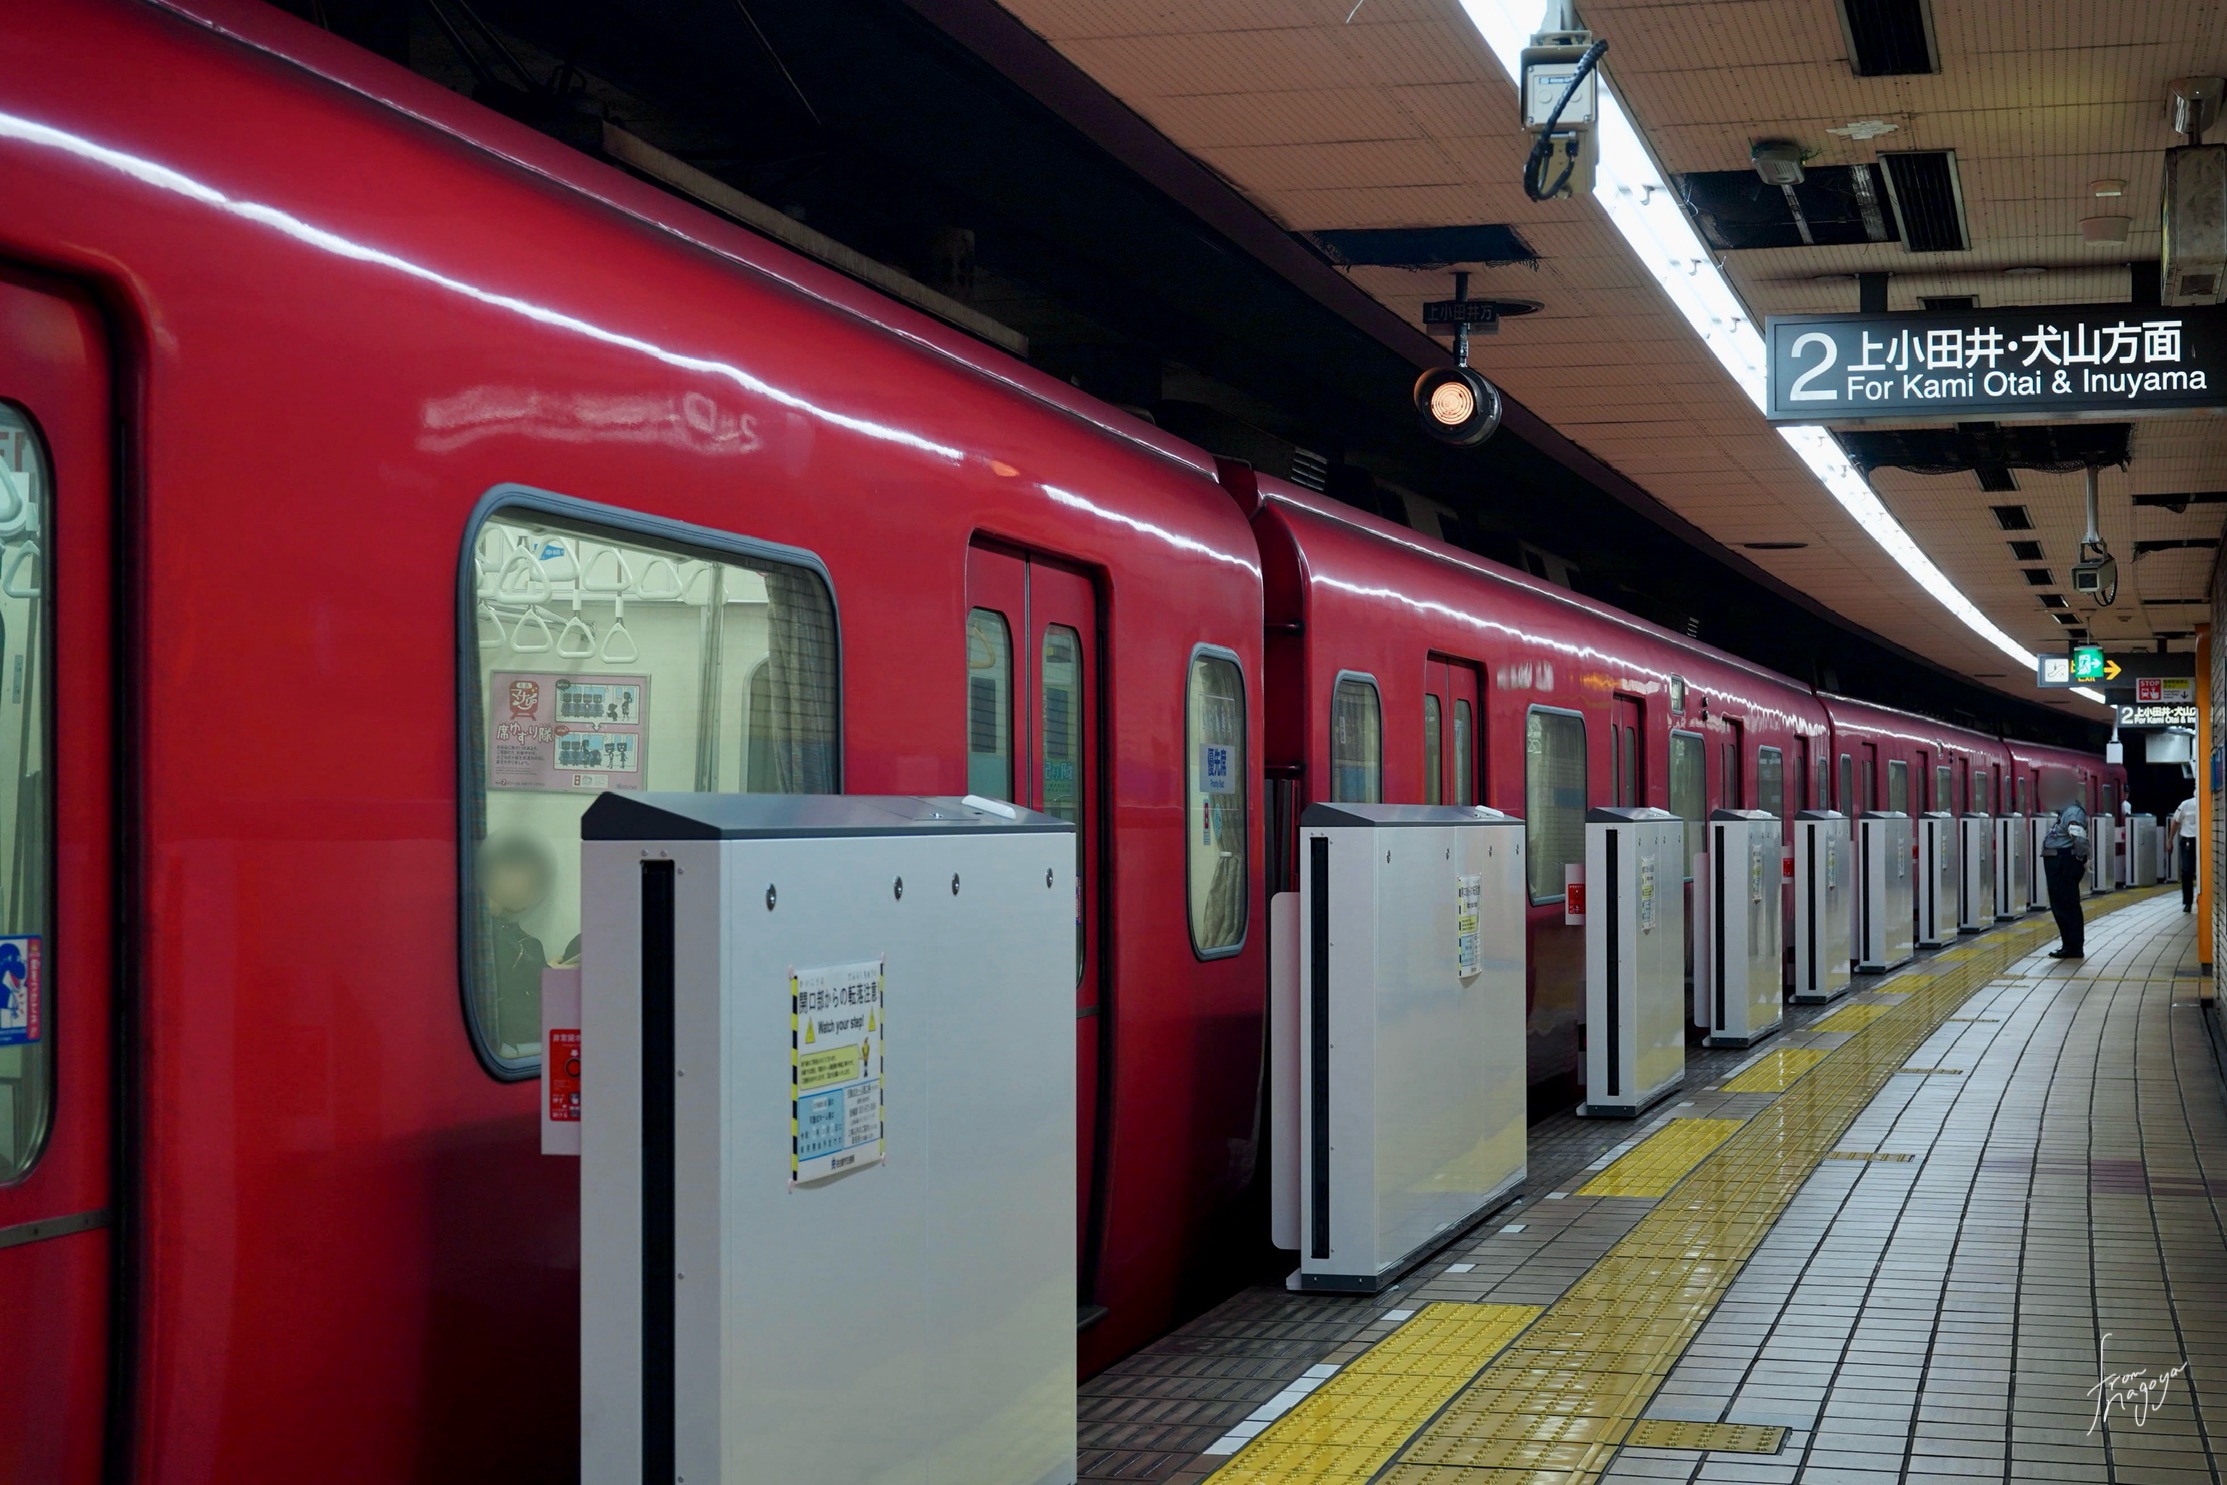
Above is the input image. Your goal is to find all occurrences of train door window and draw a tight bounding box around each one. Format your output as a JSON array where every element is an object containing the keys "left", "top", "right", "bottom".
[
  {"left": 1887, "top": 759, "right": 1909, "bottom": 816},
  {"left": 1839, "top": 753, "right": 1852, "bottom": 813},
  {"left": 966, "top": 609, "right": 1014, "bottom": 800},
  {"left": 1525, "top": 707, "right": 1586, "bottom": 902},
  {"left": 1423, "top": 694, "right": 1443, "bottom": 806},
  {"left": 1187, "top": 649, "right": 1248, "bottom": 955},
  {"left": 2018, "top": 773, "right": 2031, "bottom": 814},
  {"left": 1815, "top": 755, "right": 1829, "bottom": 814},
  {"left": 0, "top": 409, "right": 48, "bottom": 1182},
  {"left": 465, "top": 504, "right": 839, "bottom": 1075},
  {"left": 1935, "top": 764, "right": 1951, "bottom": 814},
  {"left": 1041, "top": 625, "right": 1085, "bottom": 979},
  {"left": 1720, "top": 721, "right": 1743, "bottom": 809},
  {"left": 1612, "top": 693, "right": 1642, "bottom": 806},
  {"left": 1453, "top": 700, "right": 1476, "bottom": 805},
  {"left": 1670, "top": 730, "right": 1705, "bottom": 879},
  {"left": 1860, "top": 744, "right": 1878, "bottom": 813},
  {"left": 1756, "top": 746, "right": 1784, "bottom": 819},
  {"left": 1330, "top": 674, "right": 1382, "bottom": 804},
  {"left": 2104, "top": 780, "right": 2120, "bottom": 817},
  {"left": 1794, "top": 737, "right": 1810, "bottom": 813}
]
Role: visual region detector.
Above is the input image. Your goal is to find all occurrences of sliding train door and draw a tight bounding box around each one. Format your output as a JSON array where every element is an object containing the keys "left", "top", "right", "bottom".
[
  {"left": 0, "top": 272, "right": 114, "bottom": 1484},
  {"left": 965, "top": 543, "right": 1105, "bottom": 1318}
]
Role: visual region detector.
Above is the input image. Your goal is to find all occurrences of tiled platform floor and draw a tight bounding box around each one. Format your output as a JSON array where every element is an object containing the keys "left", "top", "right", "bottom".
[{"left": 1079, "top": 891, "right": 2221, "bottom": 1484}]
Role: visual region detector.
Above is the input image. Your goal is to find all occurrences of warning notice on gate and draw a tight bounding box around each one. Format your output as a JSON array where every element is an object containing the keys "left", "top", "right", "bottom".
[
  {"left": 0, "top": 934, "right": 38, "bottom": 1046},
  {"left": 1455, "top": 874, "right": 1482, "bottom": 979},
  {"left": 791, "top": 959, "right": 885, "bottom": 1186},
  {"left": 489, "top": 672, "right": 649, "bottom": 792}
]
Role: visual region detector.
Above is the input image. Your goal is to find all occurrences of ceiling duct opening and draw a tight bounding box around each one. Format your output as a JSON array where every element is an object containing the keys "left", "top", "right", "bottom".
[
  {"left": 1838, "top": 0, "right": 1939, "bottom": 77},
  {"left": 1878, "top": 151, "right": 1969, "bottom": 253},
  {"left": 1679, "top": 166, "right": 1899, "bottom": 251},
  {"left": 1304, "top": 225, "right": 1536, "bottom": 269},
  {"left": 1840, "top": 424, "right": 2131, "bottom": 479},
  {"left": 2009, "top": 540, "right": 2045, "bottom": 560},
  {"left": 1991, "top": 504, "right": 2034, "bottom": 531}
]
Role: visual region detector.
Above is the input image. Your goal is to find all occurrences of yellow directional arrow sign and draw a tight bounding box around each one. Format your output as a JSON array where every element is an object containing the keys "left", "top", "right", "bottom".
[{"left": 2104, "top": 659, "right": 2122, "bottom": 681}]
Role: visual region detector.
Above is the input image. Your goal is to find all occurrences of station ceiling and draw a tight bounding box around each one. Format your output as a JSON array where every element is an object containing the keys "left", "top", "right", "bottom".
[{"left": 980, "top": 0, "right": 2227, "bottom": 707}]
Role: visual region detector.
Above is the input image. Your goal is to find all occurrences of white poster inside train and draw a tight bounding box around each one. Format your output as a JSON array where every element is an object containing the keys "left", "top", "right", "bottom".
[{"left": 488, "top": 671, "right": 650, "bottom": 791}]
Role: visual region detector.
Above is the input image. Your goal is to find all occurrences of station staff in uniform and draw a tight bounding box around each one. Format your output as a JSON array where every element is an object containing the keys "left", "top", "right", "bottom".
[
  {"left": 2168, "top": 790, "right": 2200, "bottom": 913},
  {"left": 2041, "top": 775, "right": 2090, "bottom": 959}
]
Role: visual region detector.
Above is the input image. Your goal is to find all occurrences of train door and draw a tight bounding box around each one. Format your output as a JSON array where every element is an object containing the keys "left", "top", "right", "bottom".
[
  {"left": 1860, "top": 742, "right": 1879, "bottom": 813},
  {"left": 1423, "top": 657, "right": 1483, "bottom": 806},
  {"left": 965, "top": 545, "right": 1104, "bottom": 1303},
  {"left": 1610, "top": 693, "right": 1643, "bottom": 807},
  {"left": 1915, "top": 749, "right": 1933, "bottom": 810},
  {"left": 0, "top": 275, "right": 113, "bottom": 1485},
  {"left": 1720, "top": 719, "right": 1744, "bottom": 809}
]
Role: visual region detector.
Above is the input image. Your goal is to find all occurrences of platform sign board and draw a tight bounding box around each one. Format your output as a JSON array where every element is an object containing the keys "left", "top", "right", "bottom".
[
  {"left": 1765, "top": 304, "right": 2227, "bottom": 422},
  {"left": 2036, "top": 654, "right": 2073, "bottom": 688},
  {"left": 2118, "top": 703, "right": 2198, "bottom": 729}
]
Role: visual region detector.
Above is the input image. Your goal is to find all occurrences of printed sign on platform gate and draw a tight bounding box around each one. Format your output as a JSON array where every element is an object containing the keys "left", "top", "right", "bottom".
[
  {"left": 792, "top": 959, "right": 886, "bottom": 1186},
  {"left": 0, "top": 934, "right": 40, "bottom": 1046}
]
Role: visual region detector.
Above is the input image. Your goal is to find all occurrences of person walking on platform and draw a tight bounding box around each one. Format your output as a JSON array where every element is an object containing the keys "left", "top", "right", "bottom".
[
  {"left": 2168, "top": 788, "right": 2200, "bottom": 914},
  {"left": 2041, "top": 774, "right": 2091, "bottom": 958}
]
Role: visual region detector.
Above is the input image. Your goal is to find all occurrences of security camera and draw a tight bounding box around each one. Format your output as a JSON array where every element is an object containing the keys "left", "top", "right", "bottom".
[{"left": 2070, "top": 554, "right": 2118, "bottom": 605}]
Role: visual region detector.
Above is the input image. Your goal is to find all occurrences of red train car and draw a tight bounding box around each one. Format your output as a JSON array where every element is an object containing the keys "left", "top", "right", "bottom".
[
  {"left": 0, "top": 4, "right": 2123, "bottom": 1480},
  {"left": 1240, "top": 473, "right": 1830, "bottom": 1085},
  {"left": 0, "top": 1, "right": 1267, "bottom": 1476}
]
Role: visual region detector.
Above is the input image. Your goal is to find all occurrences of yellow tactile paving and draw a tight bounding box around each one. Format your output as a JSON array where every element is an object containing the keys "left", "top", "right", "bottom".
[
  {"left": 1575, "top": 1119, "right": 1744, "bottom": 1198},
  {"left": 1718, "top": 1047, "right": 1827, "bottom": 1093},
  {"left": 1207, "top": 889, "right": 2168, "bottom": 1485},
  {"left": 1622, "top": 1420, "right": 1786, "bottom": 1452},
  {"left": 1206, "top": 1303, "right": 1541, "bottom": 1483},
  {"left": 1809, "top": 1000, "right": 1893, "bottom": 1032}
]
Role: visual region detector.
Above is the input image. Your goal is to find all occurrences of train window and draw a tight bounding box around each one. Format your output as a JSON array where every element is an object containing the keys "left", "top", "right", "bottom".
[
  {"left": 967, "top": 608, "right": 1014, "bottom": 800},
  {"left": 1720, "top": 723, "right": 1743, "bottom": 809},
  {"left": 463, "top": 503, "right": 839, "bottom": 1076},
  {"left": 1669, "top": 730, "right": 1705, "bottom": 880},
  {"left": 2018, "top": 774, "right": 2031, "bottom": 814},
  {"left": 1839, "top": 753, "right": 1852, "bottom": 814},
  {"left": 0, "top": 409, "right": 48, "bottom": 1183},
  {"left": 1756, "top": 746, "right": 1784, "bottom": 819},
  {"left": 1187, "top": 649, "right": 1247, "bottom": 957},
  {"left": 1887, "top": 759, "right": 1909, "bottom": 816},
  {"left": 1815, "top": 757, "right": 1828, "bottom": 814},
  {"left": 1042, "top": 626, "right": 1085, "bottom": 983},
  {"left": 2104, "top": 782, "right": 2120, "bottom": 817},
  {"left": 1423, "top": 695, "right": 1443, "bottom": 806},
  {"left": 1453, "top": 700, "right": 1475, "bottom": 807},
  {"left": 1935, "top": 764, "right": 1951, "bottom": 813},
  {"left": 1526, "top": 707, "right": 1586, "bottom": 902},
  {"left": 1330, "top": 675, "right": 1382, "bottom": 804}
]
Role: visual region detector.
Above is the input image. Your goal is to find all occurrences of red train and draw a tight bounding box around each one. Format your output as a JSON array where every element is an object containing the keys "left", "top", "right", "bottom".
[{"left": 0, "top": 4, "right": 2118, "bottom": 1480}]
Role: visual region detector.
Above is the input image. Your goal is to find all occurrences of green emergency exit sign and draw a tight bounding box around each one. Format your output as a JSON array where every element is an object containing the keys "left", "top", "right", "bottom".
[{"left": 2071, "top": 645, "right": 2107, "bottom": 684}]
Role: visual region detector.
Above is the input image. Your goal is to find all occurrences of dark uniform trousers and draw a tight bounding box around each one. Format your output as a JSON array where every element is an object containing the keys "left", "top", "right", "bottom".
[
  {"left": 2043, "top": 850, "right": 2085, "bottom": 955},
  {"left": 2182, "top": 838, "right": 2198, "bottom": 912}
]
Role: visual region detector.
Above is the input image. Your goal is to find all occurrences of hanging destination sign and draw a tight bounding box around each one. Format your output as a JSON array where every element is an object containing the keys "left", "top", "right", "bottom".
[{"left": 1764, "top": 303, "right": 2227, "bottom": 422}]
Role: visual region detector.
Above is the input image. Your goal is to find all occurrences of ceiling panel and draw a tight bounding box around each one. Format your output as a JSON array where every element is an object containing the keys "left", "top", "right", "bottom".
[{"left": 993, "top": 0, "right": 2227, "bottom": 706}]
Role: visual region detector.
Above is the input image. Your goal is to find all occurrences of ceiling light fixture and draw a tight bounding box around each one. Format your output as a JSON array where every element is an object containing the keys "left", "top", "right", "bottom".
[
  {"left": 1452, "top": 0, "right": 2084, "bottom": 698},
  {"left": 2091, "top": 178, "right": 2126, "bottom": 197},
  {"left": 2003, "top": 265, "right": 2047, "bottom": 276}
]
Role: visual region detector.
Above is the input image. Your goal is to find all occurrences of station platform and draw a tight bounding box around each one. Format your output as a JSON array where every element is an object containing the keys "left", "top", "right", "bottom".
[{"left": 1085, "top": 890, "right": 2223, "bottom": 1484}]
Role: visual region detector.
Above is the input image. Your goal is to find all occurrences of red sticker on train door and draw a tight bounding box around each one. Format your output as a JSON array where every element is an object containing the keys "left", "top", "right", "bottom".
[{"left": 548, "top": 1029, "right": 581, "bottom": 1122}]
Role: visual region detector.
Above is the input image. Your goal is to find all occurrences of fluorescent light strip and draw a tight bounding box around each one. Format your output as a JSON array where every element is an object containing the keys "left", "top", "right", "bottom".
[{"left": 1453, "top": 0, "right": 2080, "bottom": 695}]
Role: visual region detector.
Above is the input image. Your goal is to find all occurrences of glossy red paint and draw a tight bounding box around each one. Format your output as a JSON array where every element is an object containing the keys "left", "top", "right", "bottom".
[
  {"left": 0, "top": 3, "right": 2116, "bottom": 1477},
  {"left": 1, "top": 0, "right": 1261, "bottom": 1474},
  {"left": 1249, "top": 481, "right": 1829, "bottom": 1083}
]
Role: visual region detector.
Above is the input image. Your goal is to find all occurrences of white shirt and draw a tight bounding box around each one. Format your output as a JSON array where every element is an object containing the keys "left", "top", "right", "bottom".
[{"left": 2170, "top": 796, "right": 2200, "bottom": 840}]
